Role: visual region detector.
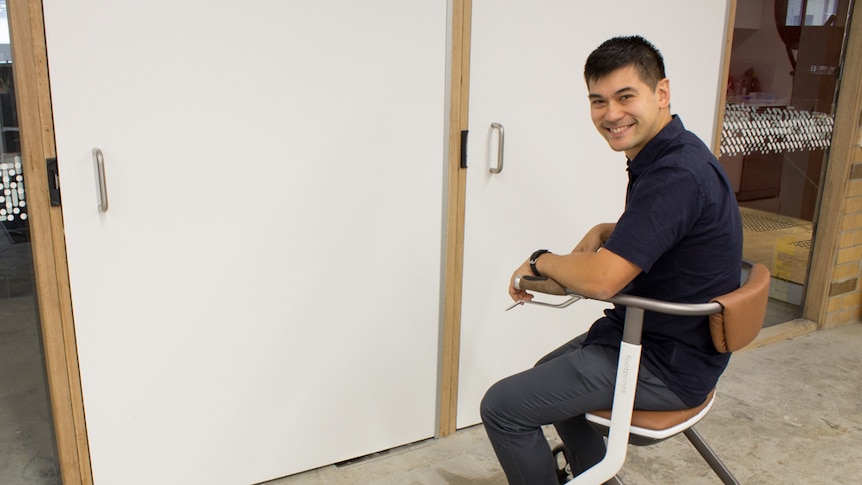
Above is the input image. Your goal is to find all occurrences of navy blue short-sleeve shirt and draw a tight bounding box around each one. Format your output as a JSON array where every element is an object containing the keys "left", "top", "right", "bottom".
[{"left": 583, "top": 115, "right": 743, "bottom": 407}]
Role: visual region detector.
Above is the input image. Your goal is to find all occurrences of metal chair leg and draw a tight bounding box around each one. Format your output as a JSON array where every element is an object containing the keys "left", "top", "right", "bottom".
[
  {"left": 605, "top": 475, "right": 625, "bottom": 485},
  {"left": 682, "top": 427, "right": 740, "bottom": 485}
]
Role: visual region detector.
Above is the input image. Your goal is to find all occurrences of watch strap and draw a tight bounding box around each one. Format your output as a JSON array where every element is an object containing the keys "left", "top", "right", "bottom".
[{"left": 529, "top": 249, "right": 551, "bottom": 277}]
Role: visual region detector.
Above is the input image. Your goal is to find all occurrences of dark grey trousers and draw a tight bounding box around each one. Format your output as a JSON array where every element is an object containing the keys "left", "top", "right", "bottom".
[{"left": 480, "top": 333, "right": 686, "bottom": 485}]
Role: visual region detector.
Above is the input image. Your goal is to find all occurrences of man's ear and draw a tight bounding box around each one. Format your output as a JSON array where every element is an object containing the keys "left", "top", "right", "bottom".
[{"left": 656, "top": 78, "right": 670, "bottom": 109}]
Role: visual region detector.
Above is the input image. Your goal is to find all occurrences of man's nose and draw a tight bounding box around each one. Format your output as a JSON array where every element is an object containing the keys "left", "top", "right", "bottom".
[{"left": 605, "top": 101, "right": 624, "bottom": 121}]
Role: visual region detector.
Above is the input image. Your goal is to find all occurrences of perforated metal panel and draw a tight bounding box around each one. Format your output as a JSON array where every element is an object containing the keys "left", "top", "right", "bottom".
[{"left": 720, "top": 104, "right": 833, "bottom": 156}]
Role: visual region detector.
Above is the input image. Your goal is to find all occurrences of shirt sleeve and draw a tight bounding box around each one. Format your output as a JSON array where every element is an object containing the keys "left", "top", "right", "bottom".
[{"left": 603, "top": 165, "right": 702, "bottom": 273}]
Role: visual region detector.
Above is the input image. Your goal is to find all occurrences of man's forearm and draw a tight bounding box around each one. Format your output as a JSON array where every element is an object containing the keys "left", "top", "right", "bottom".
[
  {"left": 533, "top": 249, "right": 638, "bottom": 300},
  {"left": 572, "top": 223, "right": 617, "bottom": 253},
  {"left": 510, "top": 223, "right": 638, "bottom": 302}
]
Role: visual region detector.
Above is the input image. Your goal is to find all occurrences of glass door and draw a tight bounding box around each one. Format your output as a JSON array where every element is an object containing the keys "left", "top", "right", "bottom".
[
  {"left": 0, "top": 0, "right": 61, "bottom": 482},
  {"left": 719, "top": 0, "right": 854, "bottom": 325}
]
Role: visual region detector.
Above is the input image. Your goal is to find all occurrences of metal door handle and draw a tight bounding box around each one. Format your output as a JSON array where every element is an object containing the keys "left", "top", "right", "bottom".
[
  {"left": 490, "top": 122, "right": 504, "bottom": 174},
  {"left": 93, "top": 147, "right": 109, "bottom": 212}
]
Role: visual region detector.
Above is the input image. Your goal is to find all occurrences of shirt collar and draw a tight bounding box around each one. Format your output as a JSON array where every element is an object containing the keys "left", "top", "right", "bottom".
[{"left": 626, "top": 115, "right": 683, "bottom": 176}]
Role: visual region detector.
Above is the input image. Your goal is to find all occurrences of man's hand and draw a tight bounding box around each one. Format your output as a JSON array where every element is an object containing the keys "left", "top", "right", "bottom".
[{"left": 509, "top": 259, "right": 535, "bottom": 302}]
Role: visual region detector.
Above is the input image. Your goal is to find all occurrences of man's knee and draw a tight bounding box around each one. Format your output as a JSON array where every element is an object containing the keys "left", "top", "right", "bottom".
[
  {"left": 480, "top": 377, "right": 521, "bottom": 429},
  {"left": 479, "top": 380, "right": 504, "bottom": 425}
]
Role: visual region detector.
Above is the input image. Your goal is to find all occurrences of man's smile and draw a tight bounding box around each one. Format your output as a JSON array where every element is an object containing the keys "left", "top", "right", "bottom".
[{"left": 606, "top": 123, "right": 634, "bottom": 135}]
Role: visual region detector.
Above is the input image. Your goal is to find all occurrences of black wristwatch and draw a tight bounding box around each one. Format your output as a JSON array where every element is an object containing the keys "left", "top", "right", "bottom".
[{"left": 529, "top": 249, "right": 551, "bottom": 277}]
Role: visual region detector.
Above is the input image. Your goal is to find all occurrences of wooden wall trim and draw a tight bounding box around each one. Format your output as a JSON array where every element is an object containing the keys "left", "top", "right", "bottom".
[
  {"left": 8, "top": 0, "right": 92, "bottom": 483},
  {"left": 713, "top": 0, "right": 737, "bottom": 155},
  {"left": 804, "top": 1, "right": 862, "bottom": 324},
  {"left": 438, "top": 0, "right": 471, "bottom": 438}
]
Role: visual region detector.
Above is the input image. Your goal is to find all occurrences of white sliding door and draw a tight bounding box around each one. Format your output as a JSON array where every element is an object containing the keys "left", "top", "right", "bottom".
[
  {"left": 42, "top": 1, "right": 447, "bottom": 484},
  {"left": 458, "top": 0, "right": 732, "bottom": 427}
]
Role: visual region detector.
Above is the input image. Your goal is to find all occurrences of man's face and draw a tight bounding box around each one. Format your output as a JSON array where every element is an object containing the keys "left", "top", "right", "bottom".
[{"left": 587, "top": 65, "right": 671, "bottom": 160}]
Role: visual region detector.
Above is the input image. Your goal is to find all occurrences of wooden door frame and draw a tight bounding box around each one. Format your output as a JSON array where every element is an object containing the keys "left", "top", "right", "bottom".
[
  {"left": 438, "top": 0, "right": 471, "bottom": 438},
  {"left": 8, "top": 0, "right": 92, "bottom": 483},
  {"left": 804, "top": 0, "right": 862, "bottom": 326},
  {"left": 713, "top": 0, "right": 737, "bottom": 154}
]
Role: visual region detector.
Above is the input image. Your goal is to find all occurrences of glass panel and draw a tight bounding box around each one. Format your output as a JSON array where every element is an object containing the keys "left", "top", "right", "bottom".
[
  {"left": 804, "top": 0, "right": 840, "bottom": 25},
  {"left": 785, "top": 0, "right": 805, "bottom": 25},
  {"left": 0, "top": 1, "right": 61, "bottom": 482},
  {"left": 720, "top": 0, "right": 853, "bottom": 326},
  {"left": 784, "top": 0, "right": 840, "bottom": 25}
]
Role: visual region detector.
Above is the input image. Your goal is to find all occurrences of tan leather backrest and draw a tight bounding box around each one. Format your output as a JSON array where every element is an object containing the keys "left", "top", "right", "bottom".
[{"left": 708, "top": 263, "right": 771, "bottom": 353}]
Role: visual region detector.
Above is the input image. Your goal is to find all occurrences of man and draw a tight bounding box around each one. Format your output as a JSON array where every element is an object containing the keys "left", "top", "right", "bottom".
[{"left": 480, "top": 36, "right": 743, "bottom": 484}]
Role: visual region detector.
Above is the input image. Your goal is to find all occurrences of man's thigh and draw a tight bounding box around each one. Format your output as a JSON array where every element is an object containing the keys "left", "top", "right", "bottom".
[{"left": 484, "top": 341, "right": 620, "bottom": 428}]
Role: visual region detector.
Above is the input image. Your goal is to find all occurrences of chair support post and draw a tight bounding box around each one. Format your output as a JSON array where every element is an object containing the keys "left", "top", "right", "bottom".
[
  {"left": 622, "top": 307, "right": 644, "bottom": 345},
  {"left": 682, "top": 428, "right": 740, "bottom": 485},
  {"left": 567, "top": 309, "right": 644, "bottom": 484}
]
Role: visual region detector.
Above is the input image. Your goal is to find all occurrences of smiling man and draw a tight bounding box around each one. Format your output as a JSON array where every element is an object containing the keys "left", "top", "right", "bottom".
[
  {"left": 481, "top": 36, "right": 743, "bottom": 484},
  {"left": 590, "top": 64, "right": 669, "bottom": 157}
]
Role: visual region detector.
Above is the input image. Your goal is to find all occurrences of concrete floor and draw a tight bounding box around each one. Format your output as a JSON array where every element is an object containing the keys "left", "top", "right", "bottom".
[
  {"left": 0, "top": 294, "right": 60, "bottom": 484},
  {"left": 0, "top": 236, "right": 61, "bottom": 485},
  {"left": 268, "top": 322, "right": 862, "bottom": 485}
]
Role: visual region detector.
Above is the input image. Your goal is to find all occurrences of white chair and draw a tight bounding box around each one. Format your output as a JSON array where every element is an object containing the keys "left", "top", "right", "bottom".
[{"left": 514, "top": 262, "right": 771, "bottom": 484}]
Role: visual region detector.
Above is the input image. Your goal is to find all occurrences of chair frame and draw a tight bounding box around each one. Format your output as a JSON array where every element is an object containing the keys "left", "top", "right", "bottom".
[{"left": 513, "top": 263, "right": 769, "bottom": 484}]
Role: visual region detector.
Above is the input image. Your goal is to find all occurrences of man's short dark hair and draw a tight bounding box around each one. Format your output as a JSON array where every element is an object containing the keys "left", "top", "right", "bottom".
[{"left": 584, "top": 35, "right": 666, "bottom": 89}]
